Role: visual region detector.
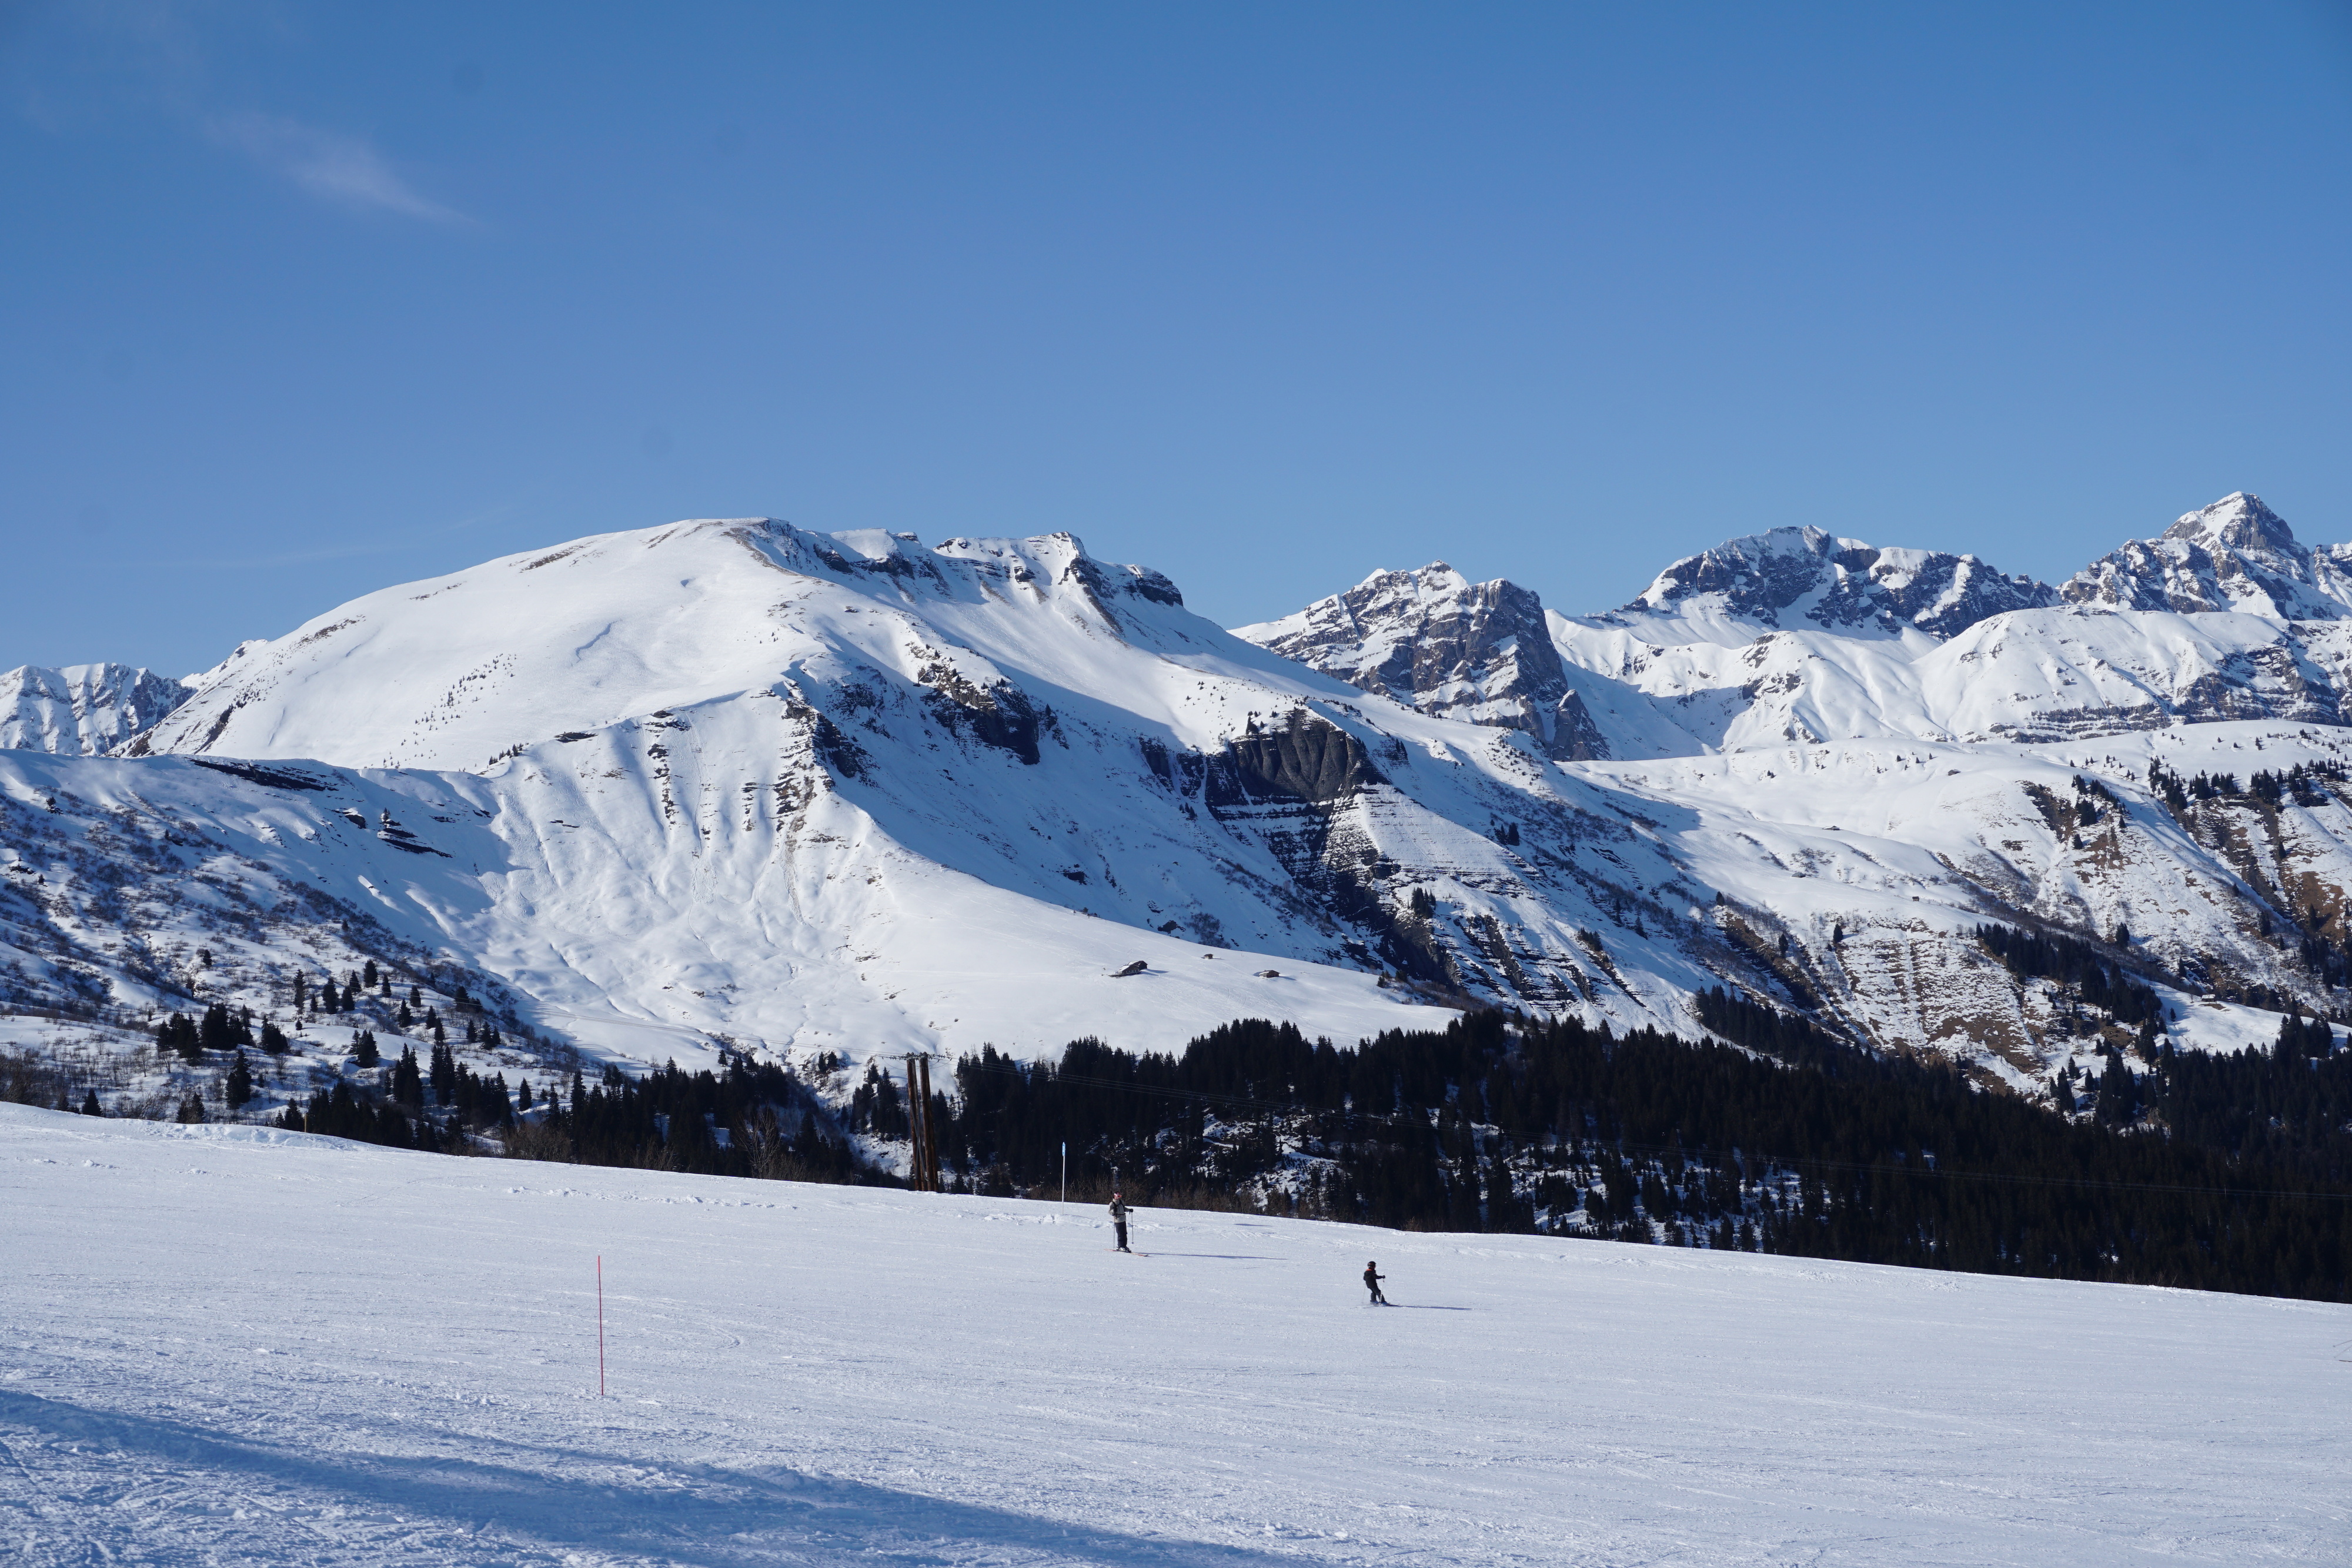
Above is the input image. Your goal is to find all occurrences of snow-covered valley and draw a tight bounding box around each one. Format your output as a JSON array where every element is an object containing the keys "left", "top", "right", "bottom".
[{"left": 4, "top": 1103, "right": 2343, "bottom": 1567}]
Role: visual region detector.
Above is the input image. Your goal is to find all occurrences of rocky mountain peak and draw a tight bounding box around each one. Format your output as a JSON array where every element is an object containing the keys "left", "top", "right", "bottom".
[
  {"left": 1232, "top": 563, "right": 1608, "bottom": 759},
  {"left": 0, "top": 663, "right": 193, "bottom": 755},
  {"left": 2063, "top": 493, "right": 2352, "bottom": 620},
  {"left": 2161, "top": 492, "right": 2298, "bottom": 555},
  {"left": 1623, "top": 526, "right": 2058, "bottom": 639}
]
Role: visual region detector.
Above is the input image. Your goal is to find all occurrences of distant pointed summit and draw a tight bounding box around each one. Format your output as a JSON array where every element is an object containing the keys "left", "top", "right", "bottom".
[
  {"left": 1232, "top": 563, "right": 1609, "bottom": 759},
  {"left": 2063, "top": 493, "right": 2352, "bottom": 620},
  {"left": 2161, "top": 492, "right": 2299, "bottom": 553}
]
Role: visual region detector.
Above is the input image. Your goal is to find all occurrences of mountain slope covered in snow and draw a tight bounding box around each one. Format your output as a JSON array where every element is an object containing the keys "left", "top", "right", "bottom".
[
  {"left": 1238, "top": 496, "right": 2352, "bottom": 761},
  {"left": 0, "top": 663, "right": 191, "bottom": 755},
  {"left": 9, "top": 493, "right": 2352, "bottom": 1126},
  {"left": 1227, "top": 494, "right": 2352, "bottom": 1087}
]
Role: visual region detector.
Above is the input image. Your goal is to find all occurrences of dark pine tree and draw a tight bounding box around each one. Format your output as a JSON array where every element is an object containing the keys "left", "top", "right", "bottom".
[
  {"left": 352, "top": 1030, "right": 380, "bottom": 1069},
  {"left": 155, "top": 1013, "right": 201, "bottom": 1062},
  {"left": 392, "top": 1045, "right": 425, "bottom": 1109},
  {"left": 479, "top": 1072, "right": 515, "bottom": 1126},
  {"left": 79, "top": 1088, "right": 102, "bottom": 1116},
  {"left": 225, "top": 1049, "right": 254, "bottom": 1108}
]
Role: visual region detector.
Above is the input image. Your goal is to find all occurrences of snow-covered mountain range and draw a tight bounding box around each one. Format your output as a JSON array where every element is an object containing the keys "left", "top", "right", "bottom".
[
  {"left": 7, "top": 492, "right": 2352, "bottom": 1109},
  {"left": 0, "top": 663, "right": 191, "bottom": 755}
]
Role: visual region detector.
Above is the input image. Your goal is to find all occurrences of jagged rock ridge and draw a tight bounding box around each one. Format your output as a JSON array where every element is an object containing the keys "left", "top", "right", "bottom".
[
  {"left": 1616, "top": 526, "right": 2061, "bottom": 639},
  {"left": 1232, "top": 564, "right": 1610, "bottom": 760},
  {"left": 1, "top": 663, "right": 193, "bottom": 755},
  {"left": 2063, "top": 492, "right": 2352, "bottom": 620}
]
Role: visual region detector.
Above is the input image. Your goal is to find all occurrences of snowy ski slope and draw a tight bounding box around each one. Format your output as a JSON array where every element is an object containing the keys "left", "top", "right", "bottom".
[{"left": 2, "top": 1104, "right": 2344, "bottom": 1567}]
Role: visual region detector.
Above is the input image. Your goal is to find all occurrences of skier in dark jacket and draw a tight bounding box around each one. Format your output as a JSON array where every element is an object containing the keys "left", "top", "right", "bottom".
[
  {"left": 1363, "top": 1261, "right": 1387, "bottom": 1305},
  {"left": 1109, "top": 1192, "right": 1131, "bottom": 1253}
]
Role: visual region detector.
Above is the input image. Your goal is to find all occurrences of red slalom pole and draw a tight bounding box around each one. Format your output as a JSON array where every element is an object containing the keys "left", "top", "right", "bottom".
[{"left": 596, "top": 1255, "right": 606, "bottom": 1398}]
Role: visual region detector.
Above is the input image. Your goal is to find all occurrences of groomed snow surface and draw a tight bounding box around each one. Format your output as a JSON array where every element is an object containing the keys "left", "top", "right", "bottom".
[{"left": 3, "top": 1106, "right": 2343, "bottom": 1567}]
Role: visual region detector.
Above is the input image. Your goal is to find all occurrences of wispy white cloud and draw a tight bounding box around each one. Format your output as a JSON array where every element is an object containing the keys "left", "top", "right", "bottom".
[{"left": 207, "top": 111, "right": 467, "bottom": 223}]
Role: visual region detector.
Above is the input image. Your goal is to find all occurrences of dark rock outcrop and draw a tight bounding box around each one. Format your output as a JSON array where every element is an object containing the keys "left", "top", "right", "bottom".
[
  {"left": 1203, "top": 713, "right": 1385, "bottom": 809},
  {"left": 915, "top": 658, "right": 1041, "bottom": 765},
  {"left": 1622, "top": 527, "right": 2059, "bottom": 638},
  {"left": 1238, "top": 566, "right": 1609, "bottom": 760}
]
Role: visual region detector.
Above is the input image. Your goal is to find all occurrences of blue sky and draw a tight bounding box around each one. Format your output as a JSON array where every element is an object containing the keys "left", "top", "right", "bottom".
[{"left": 5, "top": 2, "right": 2350, "bottom": 674}]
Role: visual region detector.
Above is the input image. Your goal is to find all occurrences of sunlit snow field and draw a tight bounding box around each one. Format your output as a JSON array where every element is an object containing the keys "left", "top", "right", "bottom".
[{"left": 2, "top": 1103, "right": 2343, "bottom": 1566}]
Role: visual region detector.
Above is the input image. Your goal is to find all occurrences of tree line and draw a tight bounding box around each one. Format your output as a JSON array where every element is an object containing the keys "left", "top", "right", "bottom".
[
  {"left": 892, "top": 1010, "right": 2347, "bottom": 1303},
  {"left": 53, "top": 991, "right": 2351, "bottom": 1304}
]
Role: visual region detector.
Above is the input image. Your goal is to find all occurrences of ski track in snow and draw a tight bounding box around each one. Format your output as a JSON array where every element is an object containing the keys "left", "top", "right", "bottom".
[{"left": 2, "top": 1104, "right": 2343, "bottom": 1567}]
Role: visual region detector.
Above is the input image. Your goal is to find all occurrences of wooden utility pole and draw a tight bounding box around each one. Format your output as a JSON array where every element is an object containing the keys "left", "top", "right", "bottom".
[
  {"left": 927, "top": 1053, "right": 946, "bottom": 1189},
  {"left": 902, "top": 1053, "right": 944, "bottom": 1192},
  {"left": 901, "top": 1057, "right": 928, "bottom": 1191}
]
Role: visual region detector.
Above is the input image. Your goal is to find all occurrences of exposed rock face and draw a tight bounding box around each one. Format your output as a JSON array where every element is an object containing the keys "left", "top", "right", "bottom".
[
  {"left": 1621, "top": 526, "right": 2060, "bottom": 638},
  {"left": 1205, "top": 713, "right": 1386, "bottom": 808},
  {"left": 0, "top": 664, "right": 192, "bottom": 755},
  {"left": 1234, "top": 565, "right": 1611, "bottom": 760},
  {"left": 914, "top": 658, "right": 1042, "bottom": 765},
  {"left": 2062, "top": 493, "right": 2352, "bottom": 620}
]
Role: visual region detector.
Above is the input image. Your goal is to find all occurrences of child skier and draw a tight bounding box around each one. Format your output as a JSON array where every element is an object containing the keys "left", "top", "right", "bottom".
[
  {"left": 1363, "top": 1261, "right": 1387, "bottom": 1305},
  {"left": 1109, "top": 1191, "right": 1131, "bottom": 1253}
]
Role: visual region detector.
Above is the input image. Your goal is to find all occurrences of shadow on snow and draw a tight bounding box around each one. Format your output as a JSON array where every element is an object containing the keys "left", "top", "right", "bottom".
[{"left": 0, "top": 1387, "right": 1310, "bottom": 1567}]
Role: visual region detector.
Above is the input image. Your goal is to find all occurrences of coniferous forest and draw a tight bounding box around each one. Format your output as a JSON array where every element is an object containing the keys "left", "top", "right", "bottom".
[
  {"left": 910, "top": 1010, "right": 2349, "bottom": 1304},
  {"left": 109, "top": 994, "right": 2341, "bottom": 1304}
]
